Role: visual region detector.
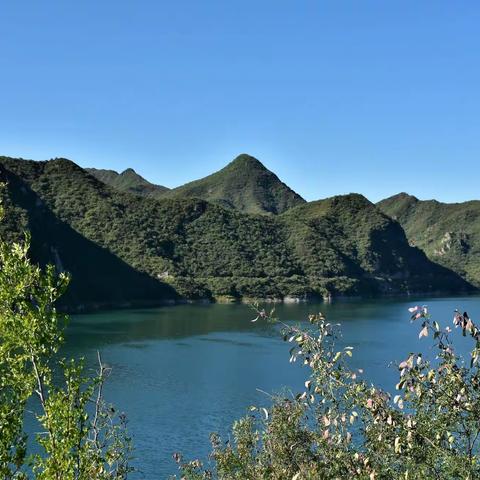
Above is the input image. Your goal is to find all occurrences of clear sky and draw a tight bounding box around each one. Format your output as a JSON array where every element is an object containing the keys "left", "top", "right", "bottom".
[{"left": 1, "top": 1, "right": 478, "bottom": 203}]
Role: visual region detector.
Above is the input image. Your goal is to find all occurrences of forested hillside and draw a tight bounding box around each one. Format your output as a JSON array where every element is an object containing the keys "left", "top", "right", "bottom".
[
  {"left": 86, "top": 167, "right": 169, "bottom": 197},
  {"left": 378, "top": 193, "right": 480, "bottom": 287},
  {"left": 162, "top": 154, "right": 306, "bottom": 215},
  {"left": 0, "top": 156, "right": 473, "bottom": 309},
  {"left": 0, "top": 161, "right": 177, "bottom": 310}
]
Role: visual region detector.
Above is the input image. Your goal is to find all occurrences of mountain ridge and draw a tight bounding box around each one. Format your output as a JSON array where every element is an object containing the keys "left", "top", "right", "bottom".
[
  {"left": 0, "top": 155, "right": 473, "bottom": 310},
  {"left": 0, "top": 160, "right": 178, "bottom": 309},
  {"left": 86, "top": 166, "right": 170, "bottom": 197},
  {"left": 378, "top": 193, "right": 480, "bottom": 287}
]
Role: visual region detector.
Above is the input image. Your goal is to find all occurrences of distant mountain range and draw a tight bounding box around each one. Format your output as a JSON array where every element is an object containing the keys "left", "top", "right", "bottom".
[
  {"left": 86, "top": 167, "right": 169, "bottom": 197},
  {"left": 0, "top": 154, "right": 475, "bottom": 310}
]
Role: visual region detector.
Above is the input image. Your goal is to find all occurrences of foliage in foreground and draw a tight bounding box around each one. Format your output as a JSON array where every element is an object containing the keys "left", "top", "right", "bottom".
[
  {"left": 0, "top": 197, "right": 132, "bottom": 479},
  {"left": 176, "top": 305, "right": 480, "bottom": 479}
]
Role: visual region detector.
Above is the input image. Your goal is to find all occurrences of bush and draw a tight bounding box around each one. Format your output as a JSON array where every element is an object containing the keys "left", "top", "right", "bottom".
[{"left": 176, "top": 306, "right": 480, "bottom": 479}]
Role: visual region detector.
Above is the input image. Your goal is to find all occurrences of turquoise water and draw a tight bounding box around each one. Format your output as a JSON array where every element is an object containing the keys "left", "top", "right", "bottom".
[{"left": 56, "top": 296, "right": 480, "bottom": 478}]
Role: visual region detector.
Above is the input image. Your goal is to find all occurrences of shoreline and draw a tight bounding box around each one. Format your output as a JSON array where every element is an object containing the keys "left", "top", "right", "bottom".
[{"left": 61, "top": 288, "right": 480, "bottom": 315}]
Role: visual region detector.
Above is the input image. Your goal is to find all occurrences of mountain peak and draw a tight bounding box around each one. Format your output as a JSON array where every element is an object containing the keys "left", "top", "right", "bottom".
[
  {"left": 121, "top": 167, "right": 137, "bottom": 175},
  {"left": 383, "top": 192, "right": 419, "bottom": 203},
  {"left": 227, "top": 154, "right": 266, "bottom": 170},
  {"left": 165, "top": 154, "right": 305, "bottom": 215},
  {"left": 377, "top": 192, "right": 421, "bottom": 223},
  {"left": 86, "top": 167, "right": 169, "bottom": 197}
]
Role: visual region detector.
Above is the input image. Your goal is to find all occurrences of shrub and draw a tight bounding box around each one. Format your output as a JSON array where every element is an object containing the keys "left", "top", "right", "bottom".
[
  {"left": 0, "top": 193, "right": 132, "bottom": 480},
  {"left": 175, "top": 305, "right": 480, "bottom": 479}
]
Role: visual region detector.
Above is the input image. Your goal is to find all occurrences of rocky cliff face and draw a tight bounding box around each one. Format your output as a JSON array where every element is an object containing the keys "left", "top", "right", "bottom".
[{"left": 378, "top": 193, "right": 480, "bottom": 287}]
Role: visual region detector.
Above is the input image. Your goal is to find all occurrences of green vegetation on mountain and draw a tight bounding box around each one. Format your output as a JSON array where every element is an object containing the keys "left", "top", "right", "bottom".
[
  {"left": 280, "top": 193, "right": 471, "bottom": 295},
  {"left": 86, "top": 167, "right": 169, "bottom": 197},
  {"left": 0, "top": 160, "right": 177, "bottom": 310},
  {"left": 163, "top": 154, "right": 306, "bottom": 215},
  {"left": 0, "top": 156, "right": 473, "bottom": 309},
  {"left": 378, "top": 193, "right": 480, "bottom": 287}
]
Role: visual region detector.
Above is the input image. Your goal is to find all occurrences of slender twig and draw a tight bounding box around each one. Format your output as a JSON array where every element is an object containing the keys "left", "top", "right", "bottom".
[{"left": 92, "top": 350, "right": 106, "bottom": 449}]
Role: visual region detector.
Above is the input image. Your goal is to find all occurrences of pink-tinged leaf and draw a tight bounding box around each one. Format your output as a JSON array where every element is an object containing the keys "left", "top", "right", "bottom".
[
  {"left": 408, "top": 306, "right": 419, "bottom": 313},
  {"left": 419, "top": 326, "right": 428, "bottom": 339}
]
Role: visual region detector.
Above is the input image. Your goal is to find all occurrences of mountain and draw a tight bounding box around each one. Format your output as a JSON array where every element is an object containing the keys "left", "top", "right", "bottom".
[
  {"left": 0, "top": 156, "right": 473, "bottom": 310},
  {"left": 163, "top": 154, "right": 306, "bottom": 215},
  {"left": 86, "top": 167, "right": 169, "bottom": 197},
  {"left": 280, "top": 193, "right": 472, "bottom": 294},
  {"left": 378, "top": 193, "right": 480, "bottom": 287},
  {"left": 0, "top": 161, "right": 177, "bottom": 310}
]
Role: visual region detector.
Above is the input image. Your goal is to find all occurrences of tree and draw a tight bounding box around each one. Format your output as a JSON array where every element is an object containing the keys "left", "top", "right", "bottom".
[{"left": 0, "top": 188, "right": 132, "bottom": 480}]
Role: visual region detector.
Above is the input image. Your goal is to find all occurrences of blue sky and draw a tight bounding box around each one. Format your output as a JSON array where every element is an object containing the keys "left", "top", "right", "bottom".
[{"left": 1, "top": 1, "right": 478, "bottom": 202}]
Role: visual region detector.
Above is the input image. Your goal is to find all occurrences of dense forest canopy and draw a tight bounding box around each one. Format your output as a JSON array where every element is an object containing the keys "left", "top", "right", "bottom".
[
  {"left": 0, "top": 155, "right": 474, "bottom": 310},
  {"left": 378, "top": 193, "right": 480, "bottom": 288}
]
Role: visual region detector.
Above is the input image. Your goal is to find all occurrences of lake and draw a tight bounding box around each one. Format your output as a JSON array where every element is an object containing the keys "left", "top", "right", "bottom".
[{"left": 57, "top": 295, "right": 480, "bottom": 478}]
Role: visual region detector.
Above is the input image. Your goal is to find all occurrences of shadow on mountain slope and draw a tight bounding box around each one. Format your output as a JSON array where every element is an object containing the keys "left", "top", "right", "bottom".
[{"left": 0, "top": 165, "right": 178, "bottom": 311}]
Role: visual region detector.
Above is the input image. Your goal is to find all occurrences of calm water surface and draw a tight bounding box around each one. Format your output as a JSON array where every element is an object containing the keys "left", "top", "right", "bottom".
[{"left": 56, "top": 296, "right": 480, "bottom": 478}]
